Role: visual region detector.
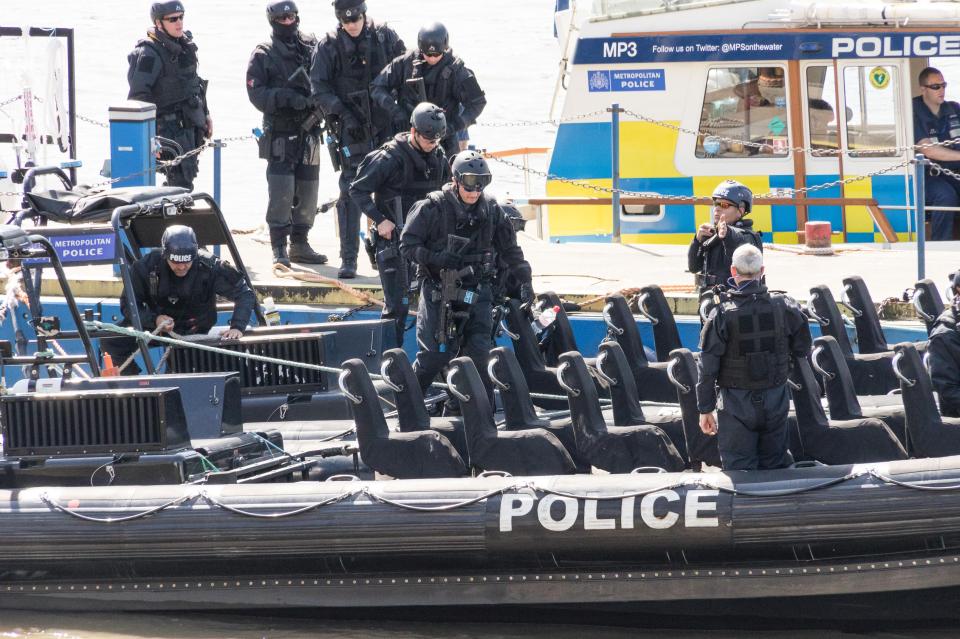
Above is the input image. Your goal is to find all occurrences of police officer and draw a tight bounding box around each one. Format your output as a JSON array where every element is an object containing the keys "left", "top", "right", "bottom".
[
  {"left": 913, "top": 66, "right": 960, "bottom": 241},
  {"left": 102, "top": 225, "right": 257, "bottom": 374},
  {"left": 401, "top": 151, "right": 535, "bottom": 394},
  {"left": 127, "top": 2, "right": 211, "bottom": 191},
  {"left": 348, "top": 102, "right": 451, "bottom": 346},
  {"left": 372, "top": 22, "right": 486, "bottom": 159},
  {"left": 247, "top": 1, "right": 327, "bottom": 267},
  {"left": 310, "top": 0, "right": 405, "bottom": 279},
  {"left": 688, "top": 179, "right": 763, "bottom": 293},
  {"left": 928, "top": 274, "right": 960, "bottom": 417},
  {"left": 696, "top": 244, "right": 812, "bottom": 471}
]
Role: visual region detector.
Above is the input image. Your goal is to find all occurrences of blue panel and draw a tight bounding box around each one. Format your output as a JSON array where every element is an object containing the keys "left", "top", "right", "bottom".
[
  {"left": 846, "top": 232, "right": 875, "bottom": 243},
  {"left": 552, "top": 234, "right": 614, "bottom": 243},
  {"left": 871, "top": 174, "right": 911, "bottom": 233},
  {"left": 802, "top": 175, "right": 843, "bottom": 231},
  {"left": 110, "top": 119, "right": 156, "bottom": 188},
  {"left": 768, "top": 174, "right": 797, "bottom": 233},
  {"left": 620, "top": 177, "right": 695, "bottom": 233},
  {"left": 549, "top": 122, "right": 611, "bottom": 178}
]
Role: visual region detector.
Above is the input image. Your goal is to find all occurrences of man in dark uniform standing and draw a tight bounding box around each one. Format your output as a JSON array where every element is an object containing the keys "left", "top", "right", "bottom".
[
  {"left": 372, "top": 22, "right": 486, "bottom": 159},
  {"left": 688, "top": 179, "right": 763, "bottom": 293},
  {"left": 102, "top": 225, "right": 257, "bottom": 374},
  {"left": 913, "top": 66, "right": 960, "bottom": 241},
  {"left": 401, "top": 151, "right": 535, "bottom": 394},
  {"left": 928, "top": 272, "right": 960, "bottom": 417},
  {"left": 696, "top": 244, "right": 811, "bottom": 471},
  {"left": 247, "top": 1, "right": 327, "bottom": 267},
  {"left": 127, "top": 1, "right": 211, "bottom": 191},
  {"left": 348, "top": 102, "right": 450, "bottom": 346},
  {"left": 309, "top": 0, "right": 405, "bottom": 279}
]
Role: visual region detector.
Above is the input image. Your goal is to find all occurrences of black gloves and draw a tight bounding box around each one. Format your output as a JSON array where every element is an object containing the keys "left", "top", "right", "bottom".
[
  {"left": 278, "top": 89, "right": 309, "bottom": 110},
  {"left": 431, "top": 250, "right": 464, "bottom": 269},
  {"left": 391, "top": 109, "right": 409, "bottom": 133},
  {"left": 519, "top": 282, "right": 536, "bottom": 307}
]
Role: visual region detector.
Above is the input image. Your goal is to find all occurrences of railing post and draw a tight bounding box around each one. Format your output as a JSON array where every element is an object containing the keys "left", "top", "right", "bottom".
[
  {"left": 914, "top": 154, "right": 927, "bottom": 280},
  {"left": 212, "top": 138, "right": 224, "bottom": 258},
  {"left": 609, "top": 103, "right": 622, "bottom": 242}
]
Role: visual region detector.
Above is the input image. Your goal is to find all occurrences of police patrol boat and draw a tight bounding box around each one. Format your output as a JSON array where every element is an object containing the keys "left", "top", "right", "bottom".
[{"left": 545, "top": 0, "right": 960, "bottom": 244}]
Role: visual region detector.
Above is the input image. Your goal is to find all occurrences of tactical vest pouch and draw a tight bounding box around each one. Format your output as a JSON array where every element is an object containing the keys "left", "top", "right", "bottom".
[
  {"left": 257, "top": 132, "right": 273, "bottom": 160},
  {"left": 746, "top": 351, "right": 770, "bottom": 382}
]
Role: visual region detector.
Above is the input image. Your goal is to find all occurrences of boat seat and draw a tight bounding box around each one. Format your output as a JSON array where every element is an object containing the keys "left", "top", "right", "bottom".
[
  {"left": 637, "top": 284, "right": 685, "bottom": 362},
  {"left": 602, "top": 294, "right": 679, "bottom": 402},
  {"left": 501, "top": 298, "right": 567, "bottom": 409},
  {"left": 807, "top": 284, "right": 900, "bottom": 395},
  {"left": 789, "top": 355, "right": 907, "bottom": 465},
  {"left": 380, "top": 348, "right": 469, "bottom": 462},
  {"left": 488, "top": 346, "right": 587, "bottom": 470},
  {"left": 23, "top": 186, "right": 189, "bottom": 223},
  {"left": 893, "top": 342, "right": 960, "bottom": 457},
  {"left": 812, "top": 336, "right": 907, "bottom": 448},
  {"left": 448, "top": 356, "right": 576, "bottom": 476},
  {"left": 339, "top": 359, "right": 467, "bottom": 479},
  {"left": 665, "top": 348, "right": 722, "bottom": 469},
  {"left": 557, "top": 351, "right": 686, "bottom": 473},
  {"left": 912, "top": 278, "right": 946, "bottom": 336},
  {"left": 596, "top": 340, "right": 688, "bottom": 460},
  {"left": 538, "top": 291, "right": 589, "bottom": 368},
  {"left": 842, "top": 276, "right": 891, "bottom": 354}
]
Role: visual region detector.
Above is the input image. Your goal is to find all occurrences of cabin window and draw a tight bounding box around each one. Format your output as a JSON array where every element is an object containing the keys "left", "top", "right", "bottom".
[
  {"left": 842, "top": 65, "right": 899, "bottom": 157},
  {"left": 696, "top": 66, "right": 790, "bottom": 159},
  {"left": 805, "top": 66, "right": 840, "bottom": 153}
]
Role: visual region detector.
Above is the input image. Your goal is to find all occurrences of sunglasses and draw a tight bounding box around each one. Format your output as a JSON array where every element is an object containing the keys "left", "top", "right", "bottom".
[
  {"left": 338, "top": 13, "right": 362, "bottom": 24},
  {"left": 162, "top": 14, "right": 184, "bottom": 23},
  {"left": 415, "top": 130, "right": 442, "bottom": 144},
  {"left": 924, "top": 82, "right": 948, "bottom": 91},
  {"left": 713, "top": 199, "right": 737, "bottom": 209},
  {"left": 275, "top": 12, "right": 297, "bottom": 22},
  {"left": 458, "top": 173, "right": 492, "bottom": 192},
  {"left": 423, "top": 51, "right": 443, "bottom": 58}
]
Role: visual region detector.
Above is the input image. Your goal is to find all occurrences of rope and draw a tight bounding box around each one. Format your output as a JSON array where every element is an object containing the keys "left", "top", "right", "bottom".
[{"left": 272, "top": 263, "right": 388, "bottom": 310}]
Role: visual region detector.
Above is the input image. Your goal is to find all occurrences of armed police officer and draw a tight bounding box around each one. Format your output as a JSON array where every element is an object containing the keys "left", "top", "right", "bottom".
[
  {"left": 310, "top": 0, "right": 405, "bottom": 279},
  {"left": 696, "top": 245, "right": 811, "bottom": 471},
  {"left": 401, "top": 151, "right": 535, "bottom": 395},
  {"left": 372, "top": 22, "right": 486, "bottom": 159},
  {"left": 928, "top": 271, "right": 960, "bottom": 417},
  {"left": 348, "top": 103, "right": 451, "bottom": 346},
  {"left": 247, "top": 1, "right": 327, "bottom": 267},
  {"left": 128, "top": 2, "right": 212, "bottom": 191},
  {"left": 102, "top": 226, "right": 257, "bottom": 374},
  {"left": 688, "top": 180, "right": 763, "bottom": 293}
]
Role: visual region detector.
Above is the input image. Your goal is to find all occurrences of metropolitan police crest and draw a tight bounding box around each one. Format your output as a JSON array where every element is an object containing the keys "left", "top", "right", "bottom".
[{"left": 588, "top": 70, "right": 610, "bottom": 92}]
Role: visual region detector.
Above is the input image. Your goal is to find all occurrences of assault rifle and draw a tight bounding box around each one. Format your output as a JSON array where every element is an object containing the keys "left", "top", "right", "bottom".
[
  {"left": 286, "top": 66, "right": 341, "bottom": 171},
  {"left": 434, "top": 234, "right": 474, "bottom": 353},
  {"left": 404, "top": 77, "right": 427, "bottom": 113}
]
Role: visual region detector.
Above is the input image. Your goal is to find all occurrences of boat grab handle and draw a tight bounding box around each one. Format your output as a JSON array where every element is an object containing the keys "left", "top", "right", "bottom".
[
  {"left": 631, "top": 466, "right": 667, "bottom": 474},
  {"left": 810, "top": 345, "right": 836, "bottom": 381},
  {"left": 592, "top": 349, "right": 618, "bottom": 386},
  {"left": 923, "top": 351, "right": 932, "bottom": 375},
  {"left": 806, "top": 292, "right": 829, "bottom": 326},
  {"left": 840, "top": 285, "right": 864, "bottom": 318},
  {"left": 698, "top": 299, "right": 712, "bottom": 323},
  {"left": 486, "top": 356, "right": 510, "bottom": 391},
  {"left": 555, "top": 362, "right": 580, "bottom": 397},
  {"left": 499, "top": 318, "right": 519, "bottom": 341},
  {"left": 635, "top": 293, "right": 659, "bottom": 325},
  {"left": 338, "top": 369, "right": 363, "bottom": 405},
  {"left": 912, "top": 288, "right": 935, "bottom": 322},
  {"left": 891, "top": 352, "right": 916, "bottom": 387},
  {"left": 787, "top": 378, "right": 802, "bottom": 391},
  {"left": 665, "top": 357, "right": 690, "bottom": 394},
  {"left": 379, "top": 358, "right": 403, "bottom": 393},
  {"left": 326, "top": 474, "right": 360, "bottom": 482},
  {"left": 478, "top": 469, "right": 513, "bottom": 478},
  {"left": 445, "top": 367, "right": 471, "bottom": 402},
  {"left": 602, "top": 303, "right": 624, "bottom": 335}
]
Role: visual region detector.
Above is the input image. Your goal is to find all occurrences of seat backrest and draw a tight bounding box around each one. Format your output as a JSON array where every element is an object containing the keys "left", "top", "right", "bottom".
[
  {"left": 340, "top": 359, "right": 391, "bottom": 458},
  {"left": 788, "top": 356, "right": 830, "bottom": 433},
  {"left": 913, "top": 278, "right": 945, "bottom": 335},
  {"left": 605, "top": 294, "right": 650, "bottom": 373},
  {"left": 893, "top": 342, "right": 943, "bottom": 454},
  {"left": 489, "top": 346, "right": 542, "bottom": 428},
  {"left": 809, "top": 284, "right": 854, "bottom": 356},
  {"left": 597, "top": 340, "right": 646, "bottom": 425},
  {"left": 812, "top": 336, "right": 863, "bottom": 419},
  {"left": 639, "top": 285, "right": 684, "bottom": 362},
  {"left": 382, "top": 348, "right": 430, "bottom": 431},
  {"left": 667, "top": 348, "right": 716, "bottom": 467},
  {"left": 842, "top": 276, "right": 888, "bottom": 354},
  {"left": 557, "top": 351, "right": 608, "bottom": 436},
  {"left": 448, "top": 357, "right": 497, "bottom": 457},
  {"left": 539, "top": 291, "right": 579, "bottom": 367},
  {"left": 503, "top": 299, "right": 548, "bottom": 373}
]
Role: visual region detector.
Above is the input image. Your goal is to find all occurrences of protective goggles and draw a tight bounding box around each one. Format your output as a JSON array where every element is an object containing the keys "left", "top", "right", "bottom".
[
  {"left": 162, "top": 14, "right": 184, "bottom": 23},
  {"left": 415, "top": 129, "right": 443, "bottom": 143},
  {"left": 423, "top": 50, "right": 444, "bottom": 58},
  {"left": 457, "top": 173, "right": 492, "bottom": 192}
]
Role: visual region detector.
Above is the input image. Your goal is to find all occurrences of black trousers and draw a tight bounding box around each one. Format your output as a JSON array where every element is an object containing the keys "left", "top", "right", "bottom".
[
  {"left": 265, "top": 160, "right": 320, "bottom": 238},
  {"left": 157, "top": 115, "right": 202, "bottom": 191},
  {"left": 374, "top": 234, "right": 410, "bottom": 346},
  {"left": 716, "top": 385, "right": 794, "bottom": 471}
]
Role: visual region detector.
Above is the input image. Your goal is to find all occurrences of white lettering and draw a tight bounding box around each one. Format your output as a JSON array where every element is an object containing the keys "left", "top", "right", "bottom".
[
  {"left": 914, "top": 35, "right": 938, "bottom": 56},
  {"left": 620, "top": 495, "right": 635, "bottom": 529},
  {"left": 855, "top": 37, "right": 881, "bottom": 57},
  {"left": 882, "top": 36, "right": 903, "bottom": 57},
  {"left": 831, "top": 37, "right": 855, "bottom": 58},
  {"left": 603, "top": 42, "right": 618, "bottom": 58},
  {"left": 941, "top": 35, "right": 960, "bottom": 57},
  {"left": 538, "top": 495, "right": 579, "bottom": 532},
  {"left": 583, "top": 499, "right": 616, "bottom": 530},
  {"left": 499, "top": 493, "right": 534, "bottom": 532},
  {"left": 685, "top": 489, "right": 720, "bottom": 528},
  {"left": 640, "top": 490, "right": 680, "bottom": 530}
]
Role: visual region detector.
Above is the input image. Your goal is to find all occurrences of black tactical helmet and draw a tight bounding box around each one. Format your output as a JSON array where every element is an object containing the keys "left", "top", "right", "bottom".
[
  {"left": 712, "top": 179, "right": 753, "bottom": 214},
  {"left": 333, "top": 0, "right": 366, "bottom": 22},
  {"left": 410, "top": 102, "right": 447, "bottom": 141},
  {"left": 266, "top": 0, "right": 298, "bottom": 21},
  {"left": 418, "top": 22, "right": 449, "bottom": 56},
  {"left": 451, "top": 150, "right": 492, "bottom": 192},
  {"left": 151, "top": 1, "right": 185, "bottom": 22},
  {"left": 501, "top": 203, "right": 526, "bottom": 232},
  {"left": 161, "top": 225, "right": 199, "bottom": 263}
]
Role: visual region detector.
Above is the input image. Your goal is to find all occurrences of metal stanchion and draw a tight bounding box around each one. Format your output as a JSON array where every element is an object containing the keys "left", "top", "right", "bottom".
[
  {"left": 914, "top": 154, "right": 927, "bottom": 280},
  {"left": 609, "top": 103, "right": 622, "bottom": 242}
]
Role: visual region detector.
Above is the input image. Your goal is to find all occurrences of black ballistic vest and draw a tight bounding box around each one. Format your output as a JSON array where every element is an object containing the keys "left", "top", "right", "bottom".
[{"left": 716, "top": 291, "right": 790, "bottom": 390}]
